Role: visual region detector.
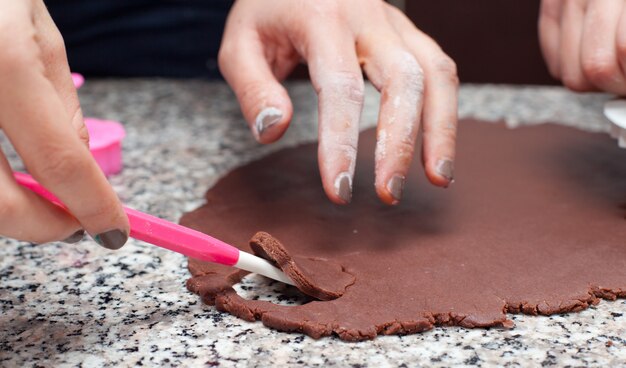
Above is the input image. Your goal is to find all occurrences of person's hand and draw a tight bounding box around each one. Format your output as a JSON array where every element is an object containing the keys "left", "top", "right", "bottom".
[
  {"left": 539, "top": 0, "right": 626, "bottom": 95},
  {"left": 0, "top": 0, "right": 129, "bottom": 248},
  {"left": 219, "top": 0, "right": 458, "bottom": 205}
]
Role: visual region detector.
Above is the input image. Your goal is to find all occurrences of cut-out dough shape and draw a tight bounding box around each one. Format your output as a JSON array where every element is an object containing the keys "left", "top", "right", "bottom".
[
  {"left": 249, "top": 231, "right": 355, "bottom": 301},
  {"left": 183, "top": 120, "right": 626, "bottom": 341}
]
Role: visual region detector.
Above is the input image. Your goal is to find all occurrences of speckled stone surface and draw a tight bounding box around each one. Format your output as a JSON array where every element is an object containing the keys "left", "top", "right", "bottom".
[{"left": 1, "top": 80, "right": 625, "bottom": 367}]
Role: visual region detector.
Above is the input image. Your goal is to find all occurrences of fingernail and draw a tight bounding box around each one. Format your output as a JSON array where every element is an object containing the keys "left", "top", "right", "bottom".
[
  {"left": 255, "top": 107, "right": 283, "bottom": 137},
  {"left": 335, "top": 172, "right": 352, "bottom": 203},
  {"left": 436, "top": 159, "right": 455, "bottom": 184},
  {"left": 387, "top": 174, "right": 405, "bottom": 204},
  {"left": 62, "top": 230, "right": 85, "bottom": 244},
  {"left": 93, "top": 229, "right": 128, "bottom": 250}
]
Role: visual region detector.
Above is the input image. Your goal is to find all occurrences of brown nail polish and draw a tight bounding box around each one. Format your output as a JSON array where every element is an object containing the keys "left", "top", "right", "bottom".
[
  {"left": 387, "top": 175, "right": 405, "bottom": 203},
  {"left": 62, "top": 230, "right": 85, "bottom": 244},
  {"left": 335, "top": 172, "right": 352, "bottom": 204},
  {"left": 94, "top": 229, "right": 128, "bottom": 250},
  {"left": 255, "top": 107, "right": 283, "bottom": 137},
  {"left": 436, "top": 159, "right": 454, "bottom": 183}
]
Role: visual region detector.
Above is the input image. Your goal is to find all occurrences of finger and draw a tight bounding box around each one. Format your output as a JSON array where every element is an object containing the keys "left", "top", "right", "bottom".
[
  {"left": 356, "top": 14, "right": 424, "bottom": 204},
  {"left": 219, "top": 25, "right": 294, "bottom": 144},
  {"left": 560, "top": 0, "right": 596, "bottom": 91},
  {"left": 617, "top": 3, "right": 626, "bottom": 85},
  {"left": 580, "top": 0, "right": 626, "bottom": 94},
  {"left": 386, "top": 5, "right": 458, "bottom": 190},
  {"left": 32, "top": 0, "right": 89, "bottom": 146},
  {"left": 538, "top": 0, "right": 564, "bottom": 79},
  {"left": 0, "top": 151, "right": 83, "bottom": 243},
  {"left": 305, "top": 22, "right": 363, "bottom": 205},
  {"left": 0, "top": 30, "right": 129, "bottom": 249}
]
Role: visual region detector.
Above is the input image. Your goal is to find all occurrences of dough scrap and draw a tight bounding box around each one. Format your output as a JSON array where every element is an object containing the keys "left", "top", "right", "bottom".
[{"left": 183, "top": 120, "right": 626, "bottom": 341}]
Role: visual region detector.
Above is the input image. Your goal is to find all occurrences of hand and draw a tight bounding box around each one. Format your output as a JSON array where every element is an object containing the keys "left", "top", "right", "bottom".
[
  {"left": 539, "top": 0, "right": 626, "bottom": 94},
  {"left": 219, "top": 0, "right": 458, "bottom": 205},
  {"left": 0, "top": 0, "right": 128, "bottom": 248}
]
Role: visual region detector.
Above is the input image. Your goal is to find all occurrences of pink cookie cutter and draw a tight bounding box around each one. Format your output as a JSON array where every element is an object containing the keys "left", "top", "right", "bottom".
[{"left": 72, "top": 73, "right": 126, "bottom": 176}]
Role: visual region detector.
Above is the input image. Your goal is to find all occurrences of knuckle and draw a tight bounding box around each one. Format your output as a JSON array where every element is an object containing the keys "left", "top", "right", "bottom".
[
  {"left": 32, "top": 147, "right": 91, "bottom": 184},
  {"left": 217, "top": 43, "right": 233, "bottom": 71},
  {"left": 323, "top": 133, "right": 358, "bottom": 151},
  {"left": 320, "top": 134, "right": 358, "bottom": 160},
  {"left": 335, "top": 142, "right": 358, "bottom": 165},
  {"left": 319, "top": 71, "right": 365, "bottom": 105},
  {"left": 392, "top": 52, "right": 425, "bottom": 93},
  {"left": 561, "top": 74, "right": 592, "bottom": 92},
  {"left": 76, "top": 123, "right": 90, "bottom": 147},
  {"left": 39, "top": 30, "right": 67, "bottom": 62},
  {"left": 393, "top": 138, "right": 416, "bottom": 163},
  {"left": 437, "top": 125, "right": 458, "bottom": 146},
  {"left": 385, "top": 2, "right": 407, "bottom": 18},
  {"left": 237, "top": 80, "right": 268, "bottom": 117},
  {"left": 432, "top": 56, "right": 459, "bottom": 86},
  {"left": 335, "top": 141, "right": 358, "bottom": 153},
  {"left": 309, "top": 0, "right": 342, "bottom": 19},
  {"left": 217, "top": 34, "right": 248, "bottom": 76},
  {"left": 581, "top": 54, "right": 619, "bottom": 85}
]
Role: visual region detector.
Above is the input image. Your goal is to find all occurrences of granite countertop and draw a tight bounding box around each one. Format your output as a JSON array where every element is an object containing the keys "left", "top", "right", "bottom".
[{"left": 1, "top": 80, "right": 625, "bottom": 367}]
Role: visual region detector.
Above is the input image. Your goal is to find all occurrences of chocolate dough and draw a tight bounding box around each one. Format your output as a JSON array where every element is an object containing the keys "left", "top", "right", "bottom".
[
  {"left": 183, "top": 120, "right": 626, "bottom": 341},
  {"left": 248, "top": 232, "right": 355, "bottom": 301}
]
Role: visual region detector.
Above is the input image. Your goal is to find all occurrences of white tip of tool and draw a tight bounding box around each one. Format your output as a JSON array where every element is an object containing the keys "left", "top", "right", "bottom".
[
  {"left": 603, "top": 100, "right": 626, "bottom": 148},
  {"left": 235, "top": 251, "right": 295, "bottom": 286},
  {"left": 604, "top": 100, "right": 626, "bottom": 129}
]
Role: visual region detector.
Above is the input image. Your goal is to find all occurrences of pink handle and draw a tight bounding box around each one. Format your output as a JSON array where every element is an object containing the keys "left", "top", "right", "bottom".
[
  {"left": 125, "top": 207, "right": 239, "bottom": 265},
  {"left": 14, "top": 172, "right": 61, "bottom": 204},
  {"left": 13, "top": 172, "right": 239, "bottom": 266}
]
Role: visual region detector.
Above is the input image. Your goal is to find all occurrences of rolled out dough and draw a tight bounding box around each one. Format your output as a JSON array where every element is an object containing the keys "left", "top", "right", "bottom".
[{"left": 183, "top": 120, "right": 626, "bottom": 341}]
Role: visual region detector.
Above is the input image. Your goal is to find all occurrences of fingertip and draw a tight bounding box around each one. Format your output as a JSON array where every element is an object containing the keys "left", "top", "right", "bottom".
[
  {"left": 321, "top": 170, "right": 353, "bottom": 205},
  {"left": 254, "top": 102, "right": 293, "bottom": 144},
  {"left": 426, "top": 158, "right": 455, "bottom": 188},
  {"left": 375, "top": 173, "right": 405, "bottom": 206},
  {"left": 92, "top": 228, "right": 129, "bottom": 250},
  {"left": 238, "top": 80, "right": 293, "bottom": 144},
  {"left": 334, "top": 172, "right": 353, "bottom": 204},
  {"left": 61, "top": 229, "right": 85, "bottom": 244},
  {"left": 82, "top": 193, "right": 130, "bottom": 250}
]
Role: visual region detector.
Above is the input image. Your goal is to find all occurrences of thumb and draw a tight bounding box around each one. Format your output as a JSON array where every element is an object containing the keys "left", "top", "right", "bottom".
[{"left": 219, "top": 30, "right": 294, "bottom": 144}]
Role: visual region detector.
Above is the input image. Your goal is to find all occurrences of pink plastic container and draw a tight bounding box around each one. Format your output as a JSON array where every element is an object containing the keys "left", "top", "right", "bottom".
[
  {"left": 72, "top": 73, "right": 126, "bottom": 176},
  {"left": 71, "top": 73, "right": 85, "bottom": 89},
  {"left": 84, "top": 118, "right": 126, "bottom": 176}
]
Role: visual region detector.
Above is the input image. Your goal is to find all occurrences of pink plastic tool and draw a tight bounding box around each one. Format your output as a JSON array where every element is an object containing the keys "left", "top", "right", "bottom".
[
  {"left": 13, "top": 172, "right": 293, "bottom": 285},
  {"left": 84, "top": 118, "right": 126, "bottom": 176}
]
